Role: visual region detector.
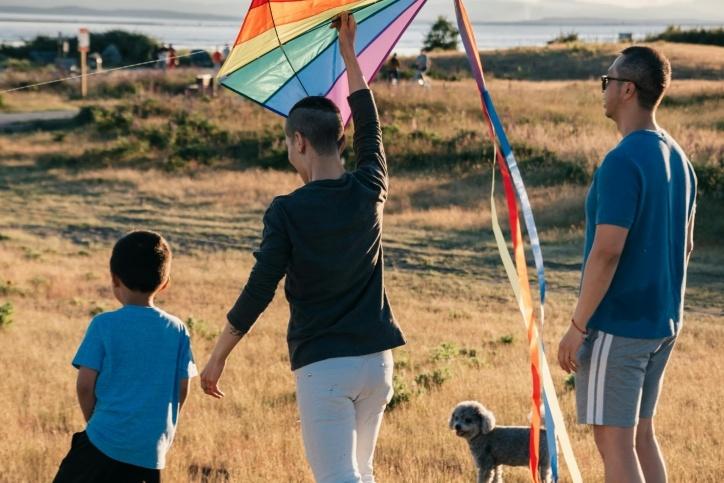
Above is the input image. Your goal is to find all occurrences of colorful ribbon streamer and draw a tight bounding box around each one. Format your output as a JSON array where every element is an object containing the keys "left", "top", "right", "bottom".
[{"left": 454, "top": 0, "right": 583, "bottom": 481}]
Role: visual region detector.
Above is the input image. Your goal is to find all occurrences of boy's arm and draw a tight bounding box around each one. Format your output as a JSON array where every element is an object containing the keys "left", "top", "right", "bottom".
[
  {"left": 336, "top": 12, "right": 387, "bottom": 196},
  {"left": 76, "top": 367, "right": 98, "bottom": 422}
]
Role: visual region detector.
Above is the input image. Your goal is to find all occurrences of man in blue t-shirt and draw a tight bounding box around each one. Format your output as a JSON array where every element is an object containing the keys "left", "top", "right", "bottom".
[
  {"left": 557, "top": 46, "right": 696, "bottom": 483},
  {"left": 54, "top": 230, "right": 197, "bottom": 482}
]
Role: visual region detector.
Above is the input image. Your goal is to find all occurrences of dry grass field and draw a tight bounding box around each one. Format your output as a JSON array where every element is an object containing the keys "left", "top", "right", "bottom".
[{"left": 0, "top": 42, "right": 722, "bottom": 482}]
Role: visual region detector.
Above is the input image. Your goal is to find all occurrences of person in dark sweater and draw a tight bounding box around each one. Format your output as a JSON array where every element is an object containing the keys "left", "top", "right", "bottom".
[{"left": 200, "top": 12, "right": 405, "bottom": 483}]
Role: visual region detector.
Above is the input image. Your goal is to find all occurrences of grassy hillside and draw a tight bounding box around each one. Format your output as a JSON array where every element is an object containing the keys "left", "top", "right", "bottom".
[
  {"left": 418, "top": 42, "right": 724, "bottom": 81},
  {"left": 0, "top": 40, "right": 722, "bottom": 482}
]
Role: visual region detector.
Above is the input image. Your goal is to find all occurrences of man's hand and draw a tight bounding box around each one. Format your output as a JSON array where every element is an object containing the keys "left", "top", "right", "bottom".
[
  {"left": 200, "top": 356, "right": 226, "bottom": 399},
  {"left": 332, "top": 12, "right": 357, "bottom": 58},
  {"left": 557, "top": 324, "right": 586, "bottom": 373}
]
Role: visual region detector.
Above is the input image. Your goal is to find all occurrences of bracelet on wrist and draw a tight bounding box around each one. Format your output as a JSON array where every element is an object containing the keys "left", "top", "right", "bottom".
[{"left": 571, "top": 318, "right": 587, "bottom": 335}]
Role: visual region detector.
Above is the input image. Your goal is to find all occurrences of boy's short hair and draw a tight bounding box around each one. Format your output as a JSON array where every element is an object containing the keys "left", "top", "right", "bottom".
[
  {"left": 617, "top": 45, "right": 671, "bottom": 111},
  {"left": 285, "top": 96, "right": 344, "bottom": 156},
  {"left": 110, "top": 230, "right": 171, "bottom": 293}
]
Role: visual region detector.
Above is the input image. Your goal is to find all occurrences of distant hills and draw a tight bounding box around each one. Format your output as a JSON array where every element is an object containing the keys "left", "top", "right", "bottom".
[
  {"left": 1, "top": 3, "right": 723, "bottom": 25},
  {"left": 0, "top": 5, "right": 234, "bottom": 22}
]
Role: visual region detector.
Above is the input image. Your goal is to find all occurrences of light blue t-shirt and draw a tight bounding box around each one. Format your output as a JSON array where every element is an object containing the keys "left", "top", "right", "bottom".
[
  {"left": 73, "top": 305, "right": 198, "bottom": 469},
  {"left": 583, "top": 129, "right": 697, "bottom": 339}
]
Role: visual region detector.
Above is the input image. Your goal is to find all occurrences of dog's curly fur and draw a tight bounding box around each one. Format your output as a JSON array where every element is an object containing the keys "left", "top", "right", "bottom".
[{"left": 449, "top": 401, "right": 552, "bottom": 483}]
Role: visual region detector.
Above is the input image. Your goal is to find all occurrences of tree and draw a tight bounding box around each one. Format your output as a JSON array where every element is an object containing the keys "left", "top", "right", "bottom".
[{"left": 423, "top": 16, "right": 459, "bottom": 52}]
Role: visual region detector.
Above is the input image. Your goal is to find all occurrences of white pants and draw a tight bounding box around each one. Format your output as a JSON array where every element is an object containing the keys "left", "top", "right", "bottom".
[{"left": 294, "top": 350, "right": 394, "bottom": 483}]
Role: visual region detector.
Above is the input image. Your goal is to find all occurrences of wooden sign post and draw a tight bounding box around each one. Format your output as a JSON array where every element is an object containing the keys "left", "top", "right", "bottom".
[{"left": 78, "top": 28, "right": 90, "bottom": 97}]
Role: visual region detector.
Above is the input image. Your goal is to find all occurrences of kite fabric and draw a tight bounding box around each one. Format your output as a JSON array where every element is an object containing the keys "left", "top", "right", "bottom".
[
  {"left": 217, "top": 0, "right": 427, "bottom": 124},
  {"left": 453, "top": 0, "right": 582, "bottom": 481}
]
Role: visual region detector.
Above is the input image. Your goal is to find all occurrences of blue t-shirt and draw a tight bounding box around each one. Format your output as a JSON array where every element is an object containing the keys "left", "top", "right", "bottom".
[
  {"left": 72, "top": 305, "right": 198, "bottom": 469},
  {"left": 583, "top": 130, "right": 697, "bottom": 339}
]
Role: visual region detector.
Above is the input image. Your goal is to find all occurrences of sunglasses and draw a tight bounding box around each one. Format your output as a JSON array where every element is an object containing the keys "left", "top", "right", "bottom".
[{"left": 600, "top": 75, "right": 639, "bottom": 92}]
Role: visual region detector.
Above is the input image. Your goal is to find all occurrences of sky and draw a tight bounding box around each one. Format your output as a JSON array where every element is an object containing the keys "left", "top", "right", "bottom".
[{"left": 0, "top": 0, "right": 722, "bottom": 22}]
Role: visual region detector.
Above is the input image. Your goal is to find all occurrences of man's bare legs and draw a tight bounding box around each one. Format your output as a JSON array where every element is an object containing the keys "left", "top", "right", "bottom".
[
  {"left": 635, "top": 418, "right": 667, "bottom": 483},
  {"left": 593, "top": 425, "right": 645, "bottom": 483}
]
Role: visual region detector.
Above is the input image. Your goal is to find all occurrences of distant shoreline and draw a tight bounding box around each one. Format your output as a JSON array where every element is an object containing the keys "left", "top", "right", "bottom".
[
  {"left": 1, "top": 5, "right": 722, "bottom": 27},
  {"left": 1, "top": 9, "right": 721, "bottom": 54}
]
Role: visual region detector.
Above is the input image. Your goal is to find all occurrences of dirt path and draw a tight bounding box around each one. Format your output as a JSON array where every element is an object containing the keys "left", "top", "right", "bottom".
[{"left": 0, "top": 109, "right": 79, "bottom": 130}]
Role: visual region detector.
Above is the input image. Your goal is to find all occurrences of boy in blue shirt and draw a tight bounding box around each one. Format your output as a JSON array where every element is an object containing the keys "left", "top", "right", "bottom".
[
  {"left": 557, "top": 46, "right": 697, "bottom": 483},
  {"left": 54, "top": 230, "right": 197, "bottom": 483}
]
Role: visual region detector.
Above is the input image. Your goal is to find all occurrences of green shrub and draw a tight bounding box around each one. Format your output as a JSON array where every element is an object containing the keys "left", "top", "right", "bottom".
[
  {"left": 499, "top": 334, "right": 514, "bottom": 344},
  {"left": 431, "top": 342, "right": 459, "bottom": 362},
  {"left": 0, "top": 31, "right": 160, "bottom": 65},
  {"left": 387, "top": 375, "right": 412, "bottom": 411},
  {"left": 89, "top": 305, "right": 106, "bottom": 317},
  {"left": 564, "top": 374, "right": 575, "bottom": 391},
  {"left": 694, "top": 164, "right": 724, "bottom": 198},
  {"left": 186, "top": 316, "right": 218, "bottom": 341},
  {"left": 647, "top": 26, "right": 724, "bottom": 46},
  {"left": 414, "top": 368, "right": 450, "bottom": 390},
  {"left": 0, "top": 280, "right": 19, "bottom": 296},
  {"left": 423, "top": 16, "right": 459, "bottom": 52},
  {"left": 548, "top": 32, "right": 580, "bottom": 45},
  {"left": 91, "top": 79, "right": 138, "bottom": 99},
  {"left": 0, "top": 302, "right": 14, "bottom": 328}
]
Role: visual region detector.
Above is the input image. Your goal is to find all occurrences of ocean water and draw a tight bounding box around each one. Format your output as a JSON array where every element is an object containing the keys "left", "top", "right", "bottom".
[{"left": 0, "top": 11, "right": 715, "bottom": 55}]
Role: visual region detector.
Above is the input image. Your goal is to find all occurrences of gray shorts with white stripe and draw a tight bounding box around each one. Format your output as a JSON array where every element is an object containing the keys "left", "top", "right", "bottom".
[{"left": 575, "top": 329, "right": 677, "bottom": 427}]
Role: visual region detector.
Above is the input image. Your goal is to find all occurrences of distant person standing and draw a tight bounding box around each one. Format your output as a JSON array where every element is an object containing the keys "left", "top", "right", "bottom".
[
  {"left": 167, "top": 44, "right": 177, "bottom": 70},
  {"left": 222, "top": 43, "right": 230, "bottom": 61},
  {"left": 557, "top": 46, "right": 697, "bottom": 483},
  {"left": 157, "top": 45, "right": 169, "bottom": 71},
  {"left": 212, "top": 47, "right": 223, "bottom": 70},
  {"left": 414, "top": 50, "right": 430, "bottom": 86},
  {"left": 388, "top": 52, "right": 400, "bottom": 85}
]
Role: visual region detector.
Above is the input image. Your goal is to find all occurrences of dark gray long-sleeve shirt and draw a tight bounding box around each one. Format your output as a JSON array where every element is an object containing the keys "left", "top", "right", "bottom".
[{"left": 227, "top": 89, "right": 406, "bottom": 370}]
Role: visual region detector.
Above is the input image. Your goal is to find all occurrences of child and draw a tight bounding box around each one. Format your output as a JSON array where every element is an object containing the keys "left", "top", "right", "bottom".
[{"left": 54, "top": 230, "right": 197, "bottom": 483}]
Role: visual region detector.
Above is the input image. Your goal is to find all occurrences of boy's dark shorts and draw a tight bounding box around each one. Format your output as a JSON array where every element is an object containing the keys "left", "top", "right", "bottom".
[{"left": 53, "top": 431, "right": 160, "bottom": 483}]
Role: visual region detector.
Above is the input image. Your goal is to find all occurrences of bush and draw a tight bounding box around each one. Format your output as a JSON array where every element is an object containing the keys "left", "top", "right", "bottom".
[
  {"left": 89, "top": 305, "right": 106, "bottom": 317},
  {"left": 431, "top": 342, "right": 459, "bottom": 362},
  {"left": 0, "top": 302, "right": 13, "bottom": 328},
  {"left": 186, "top": 316, "right": 218, "bottom": 341},
  {"left": 694, "top": 163, "right": 724, "bottom": 198},
  {"left": 423, "top": 16, "right": 459, "bottom": 52},
  {"left": 564, "top": 374, "right": 575, "bottom": 391},
  {"left": 499, "top": 334, "right": 514, "bottom": 344},
  {"left": 548, "top": 32, "right": 580, "bottom": 45},
  {"left": 0, "top": 31, "right": 160, "bottom": 65},
  {"left": 414, "top": 368, "right": 450, "bottom": 390},
  {"left": 387, "top": 375, "right": 412, "bottom": 411},
  {"left": 647, "top": 26, "right": 724, "bottom": 46},
  {"left": 0, "top": 280, "right": 20, "bottom": 296}
]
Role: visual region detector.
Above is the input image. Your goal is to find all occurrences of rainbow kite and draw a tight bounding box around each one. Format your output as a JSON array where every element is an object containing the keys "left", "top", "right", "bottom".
[{"left": 217, "top": 0, "right": 427, "bottom": 124}]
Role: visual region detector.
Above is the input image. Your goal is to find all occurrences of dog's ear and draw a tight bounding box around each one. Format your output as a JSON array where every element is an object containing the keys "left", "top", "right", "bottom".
[
  {"left": 480, "top": 406, "right": 496, "bottom": 434},
  {"left": 473, "top": 403, "right": 496, "bottom": 434}
]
